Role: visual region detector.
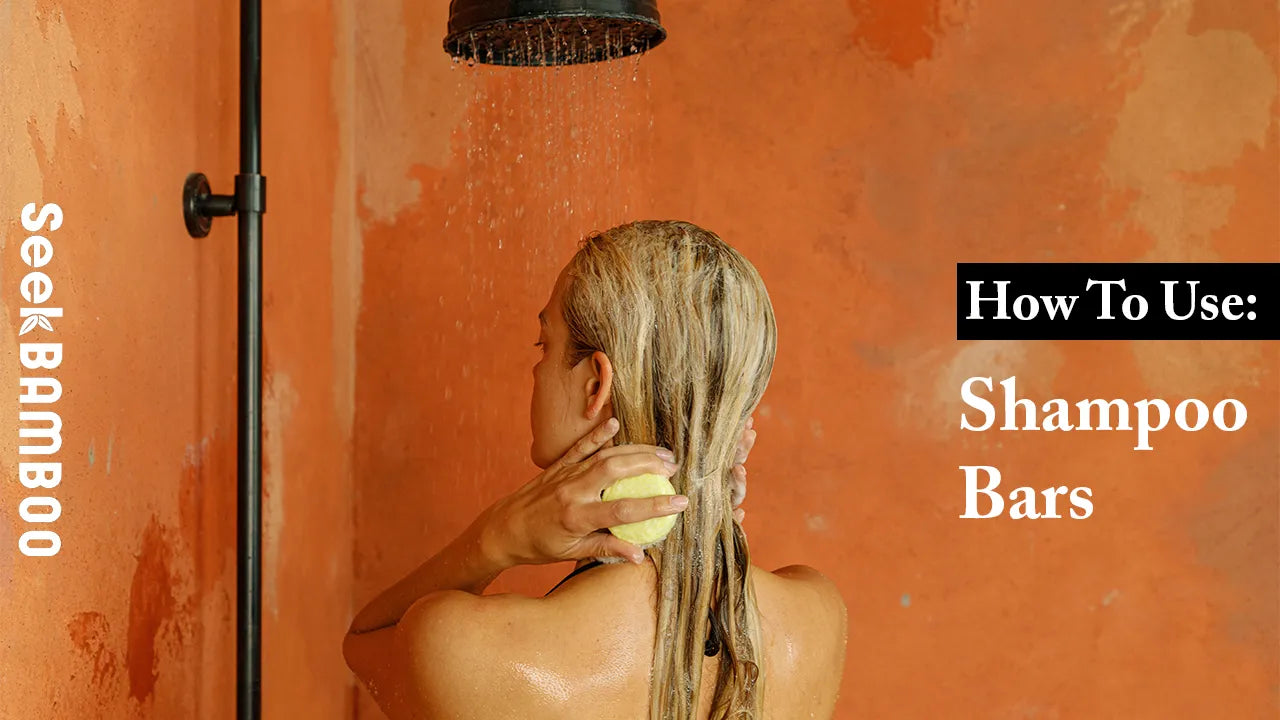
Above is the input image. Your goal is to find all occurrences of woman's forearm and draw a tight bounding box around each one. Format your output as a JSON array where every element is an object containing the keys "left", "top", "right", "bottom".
[{"left": 347, "top": 503, "right": 511, "bottom": 634}]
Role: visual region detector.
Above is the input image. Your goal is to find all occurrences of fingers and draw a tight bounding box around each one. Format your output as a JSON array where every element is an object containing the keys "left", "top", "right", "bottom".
[
  {"left": 582, "top": 532, "right": 646, "bottom": 565},
  {"left": 589, "top": 495, "right": 688, "bottom": 530},
  {"left": 583, "top": 450, "right": 680, "bottom": 496},
  {"left": 730, "top": 465, "right": 746, "bottom": 508},
  {"left": 554, "top": 417, "right": 622, "bottom": 469},
  {"left": 555, "top": 418, "right": 680, "bottom": 472},
  {"left": 594, "top": 442, "right": 677, "bottom": 463},
  {"left": 734, "top": 425, "right": 757, "bottom": 465},
  {"left": 734, "top": 508, "right": 745, "bottom": 524}
]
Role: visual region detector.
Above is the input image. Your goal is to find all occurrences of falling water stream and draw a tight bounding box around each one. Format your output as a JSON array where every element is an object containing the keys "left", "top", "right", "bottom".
[
  {"left": 437, "top": 35, "right": 657, "bottom": 494},
  {"left": 447, "top": 37, "right": 655, "bottom": 254}
]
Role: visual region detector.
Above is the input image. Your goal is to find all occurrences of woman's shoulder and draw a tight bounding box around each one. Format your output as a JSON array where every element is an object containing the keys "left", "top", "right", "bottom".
[
  {"left": 755, "top": 562, "right": 848, "bottom": 620},
  {"left": 751, "top": 563, "right": 849, "bottom": 662},
  {"left": 749, "top": 563, "right": 848, "bottom": 717}
]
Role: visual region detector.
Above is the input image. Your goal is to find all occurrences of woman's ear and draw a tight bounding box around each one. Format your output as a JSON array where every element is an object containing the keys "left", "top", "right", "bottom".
[{"left": 584, "top": 351, "right": 614, "bottom": 421}]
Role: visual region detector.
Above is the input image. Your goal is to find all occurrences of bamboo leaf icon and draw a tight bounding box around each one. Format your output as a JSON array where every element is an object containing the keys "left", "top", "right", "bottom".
[
  {"left": 36, "top": 315, "right": 53, "bottom": 332},
  {"left": 19, "top": 315, "right": 39, "bottom": 335}
]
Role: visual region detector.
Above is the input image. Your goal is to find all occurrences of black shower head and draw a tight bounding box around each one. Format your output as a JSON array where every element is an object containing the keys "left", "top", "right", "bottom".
[{"left": 443, "top": 0, "right": 666, "bottom": 67}]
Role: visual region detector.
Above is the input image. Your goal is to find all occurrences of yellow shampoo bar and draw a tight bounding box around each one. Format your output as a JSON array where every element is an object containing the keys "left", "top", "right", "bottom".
[{"left": 601, "top": 473, "right": 679, "bottom": 547}]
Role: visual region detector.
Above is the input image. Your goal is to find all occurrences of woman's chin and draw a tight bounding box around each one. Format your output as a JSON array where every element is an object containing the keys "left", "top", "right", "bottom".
[
  {"left": 531, "top": 436, "right": 574, "bottom": 469},
  {"left": 530, "top": 444, "right": 550, "bottom": 470}
]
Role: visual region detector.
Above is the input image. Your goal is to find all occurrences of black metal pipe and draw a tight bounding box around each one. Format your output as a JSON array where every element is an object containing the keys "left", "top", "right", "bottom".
[
  {"left": 235, "top": 0, "right": 264, "bottom": 717},
  {"left": 180, "top": 0, "right": 266, "bottom": 717},
  {"left": 240, "top": 0, "right": 262, "bottom": 176},
  {"left": 235, "top": 200, "right": 263, "bottom": 720}
]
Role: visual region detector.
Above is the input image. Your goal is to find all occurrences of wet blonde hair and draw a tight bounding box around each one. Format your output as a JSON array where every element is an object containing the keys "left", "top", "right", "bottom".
[{"left": 561, "top": 220, "right": 778, "bottom": 719}]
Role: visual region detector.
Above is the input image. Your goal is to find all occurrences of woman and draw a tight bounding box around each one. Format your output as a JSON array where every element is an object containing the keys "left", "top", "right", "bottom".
[{"left": 344, "top": 220, "right": 847, "bottom": 719}]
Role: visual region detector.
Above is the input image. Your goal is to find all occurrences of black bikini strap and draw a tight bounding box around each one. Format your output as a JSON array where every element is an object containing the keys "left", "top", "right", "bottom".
[{"left": 544, "top": 559, "right": 605, "bottom": 597}]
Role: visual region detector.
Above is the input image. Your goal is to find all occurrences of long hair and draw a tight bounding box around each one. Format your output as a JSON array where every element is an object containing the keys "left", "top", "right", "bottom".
[{"left": 560, "top": 220, "right": 778, "bottom": 719}]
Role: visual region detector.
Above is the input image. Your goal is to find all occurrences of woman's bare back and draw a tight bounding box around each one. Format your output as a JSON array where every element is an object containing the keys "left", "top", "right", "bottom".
[{"left": 400, "top": 558, "right": 847, "bottom": 719}]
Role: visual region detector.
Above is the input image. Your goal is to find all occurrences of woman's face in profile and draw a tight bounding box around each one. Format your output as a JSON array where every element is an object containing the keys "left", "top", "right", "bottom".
[{"left": 530, "top": 265, "right": 614, "bottom": 469}]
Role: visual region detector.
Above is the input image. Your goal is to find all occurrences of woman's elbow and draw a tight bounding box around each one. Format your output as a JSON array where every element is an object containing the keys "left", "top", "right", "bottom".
[{"left": 341, "top": 629, "right": 362, "bottom": 673}]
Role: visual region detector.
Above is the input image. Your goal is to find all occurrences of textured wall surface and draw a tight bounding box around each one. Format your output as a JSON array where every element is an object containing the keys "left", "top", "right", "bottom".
[
  {"left": 1, "top": 0, "right": 1276, "bottom": 718},
  {"left": 0, "top": 0, "right": 355, "bottom": 717}
]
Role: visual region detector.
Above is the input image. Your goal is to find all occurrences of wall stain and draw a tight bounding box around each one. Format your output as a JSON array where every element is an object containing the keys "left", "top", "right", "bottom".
[
  {"left": 67, "top": 611, "right": 119, "bottom": 690},
  {"left": 1103, "top": 0, "right": 1275, "bottom": 262},
  {"left": 177, "top": 429, "right": 231, "bottom": 628},
  {"left": 354, "top": 0, "right": 467, "bottom": 222},
  {"left": 896, "top": 340, "right": 1064, "bottom": 439},
  {"left": 126, "top": 515, "right": 178, "bottom": 703},
  {"left": 1121, "top": 1, "right": 1271, "bottom": 408},
  {"left": 264, "top": 370, "right": 300, "bottom": 619},
  {"left": 1, "top": 0, "right": 85, "bottom": 180},
  {"left": 846, "top": 0, "right": 968, "bottom": 69}
]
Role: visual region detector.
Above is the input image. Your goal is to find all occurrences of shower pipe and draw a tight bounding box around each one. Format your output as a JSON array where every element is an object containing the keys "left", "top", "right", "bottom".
[{"left": 180, "top": 0, "right": 263, "bottom": 716}]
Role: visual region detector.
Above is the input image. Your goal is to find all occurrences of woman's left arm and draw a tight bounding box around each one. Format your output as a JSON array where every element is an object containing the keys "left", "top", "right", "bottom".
[
  {"left": 342, "top": 511, "right": 507, "bottom": 720},
  {"left": 345, "top": 505, "right": 509, "bottom": 636}
]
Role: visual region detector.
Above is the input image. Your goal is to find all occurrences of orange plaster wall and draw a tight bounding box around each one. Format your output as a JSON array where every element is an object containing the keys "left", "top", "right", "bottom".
[{"left": 1, "top": 0, "right": 355, "bottom": 717}]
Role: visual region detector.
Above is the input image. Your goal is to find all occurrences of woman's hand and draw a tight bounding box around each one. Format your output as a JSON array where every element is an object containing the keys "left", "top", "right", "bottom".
[
  {"left": 731, "top": 415, "right": 757, "bottom": 524},
  {"left": 481, "top": 417, "right": 687, "bottom": 566}
]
